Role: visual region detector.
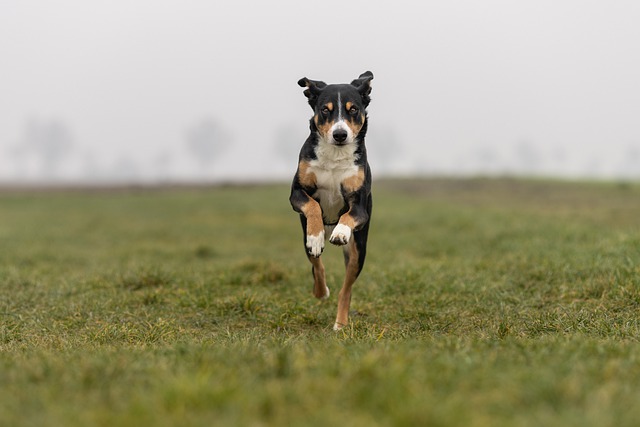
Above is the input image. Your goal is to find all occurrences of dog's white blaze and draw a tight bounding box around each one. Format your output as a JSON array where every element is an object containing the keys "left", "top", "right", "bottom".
[
  {"left": 330, "top": 223, "right": 351, "bottom": 244},
  {"left": 330, "top": 92, "right": 355, "bottom": 144},
  {"left": 309, "top": 138, "right": 359, "bottom": 224},
  {"left": 306, "top": 230, "right": 325, "bottom": 257}
]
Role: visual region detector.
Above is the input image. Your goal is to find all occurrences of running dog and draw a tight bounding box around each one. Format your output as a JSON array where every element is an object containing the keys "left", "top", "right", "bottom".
[{"left": 289, "top": 71, "right": 374, "bottom": 330}]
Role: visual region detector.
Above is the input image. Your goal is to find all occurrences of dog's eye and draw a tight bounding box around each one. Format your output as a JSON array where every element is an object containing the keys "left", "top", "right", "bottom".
[
  {"left": 321, "top": 106, "right": 330, "bottom": 116},
  {"left": 348, "top": 106, "right": 359, "bottom": 115}
]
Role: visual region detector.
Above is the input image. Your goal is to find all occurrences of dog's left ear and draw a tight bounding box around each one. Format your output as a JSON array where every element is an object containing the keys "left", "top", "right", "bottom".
[
  {"left": 351, "top": 71, "right": 374, "bottom": 107},
  {"left": 298, "top": 77, "right": 327, "bottom": 109}
]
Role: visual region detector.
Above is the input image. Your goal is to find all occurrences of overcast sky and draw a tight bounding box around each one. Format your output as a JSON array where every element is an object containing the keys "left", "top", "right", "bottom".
[{"left": 1, "top": 1, "right": 639, "bottom": 182}]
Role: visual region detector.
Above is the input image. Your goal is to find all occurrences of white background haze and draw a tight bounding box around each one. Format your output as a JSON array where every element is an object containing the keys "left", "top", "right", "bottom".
[{"left": 1, "top": 1, "right": 639, "bottom": 183}]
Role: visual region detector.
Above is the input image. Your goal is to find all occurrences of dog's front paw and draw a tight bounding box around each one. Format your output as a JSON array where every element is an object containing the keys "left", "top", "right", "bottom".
[
  {"left": 306, "top": 230, "right": 325, "bottom": 257},
  {"left": 329, "top": 224, "right": 352, "bottom": 246}
]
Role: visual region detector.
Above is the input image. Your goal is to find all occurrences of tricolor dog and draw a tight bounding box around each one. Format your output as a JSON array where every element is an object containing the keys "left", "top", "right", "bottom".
[{"left": 289, "top": 71, "right": 374, "bottom": 330}]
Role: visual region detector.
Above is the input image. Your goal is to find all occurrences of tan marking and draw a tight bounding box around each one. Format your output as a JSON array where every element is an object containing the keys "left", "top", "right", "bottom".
[
  {"left": 300, "top": 197, "right": 323, "bottom": 237},
  {"left": 298, "top": 160, "right": 317, "bottom": 188},
  {"left": 314, "top": 115, "right": 333, "bottom": 138},
  {"left": 342, "top": 168, "right": 365, "bottom": 193},
  {"left": 326, "top": 102, "right": 334, "bottom": 112},
  {"left": 337, "top": 210, "right": 357, "bottom": 230},
  {"left": 345, "top": 101, "right": 353, "bottom": 111},
  {"left": 309, "top": 256, "right": 329, "bottom": 299},
  {"left": 334, "top": 239, "right": 360, "bottom": 329},
  {"left": 345, "top": 114, "right": 365, "bottom": 137}
]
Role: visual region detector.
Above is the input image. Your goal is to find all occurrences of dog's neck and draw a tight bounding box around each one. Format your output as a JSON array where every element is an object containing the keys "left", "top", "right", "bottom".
[{"left": 313, "top": 137, "right": 360, "bottom": 170}]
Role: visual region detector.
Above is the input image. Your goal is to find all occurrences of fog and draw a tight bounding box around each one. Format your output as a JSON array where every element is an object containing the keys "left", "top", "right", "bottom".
[{"left": 1, "top": 1, "right": 639, "bottom": 184}]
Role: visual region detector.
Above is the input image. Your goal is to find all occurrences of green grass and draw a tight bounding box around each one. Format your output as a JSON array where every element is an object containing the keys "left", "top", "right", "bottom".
[{"left": 2, "top": 178, "right": 640, "bottom": 426}]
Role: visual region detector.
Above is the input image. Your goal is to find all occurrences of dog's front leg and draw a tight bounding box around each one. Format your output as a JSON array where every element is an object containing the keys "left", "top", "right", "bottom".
[
  {"left": 329, "top": 192, "right": 368, "bottom": 246},
  {"left": 329, "top": 222, "right": 352, "bottom": 246},
  {"left": 290, "top": 187, "right": 329, "bottom": 299},
  {"left": 290, "top": 189, "right": 325, "bottom": 257},
  {"left": 302, "top": 196, "right": 325, "bottom": 257}
]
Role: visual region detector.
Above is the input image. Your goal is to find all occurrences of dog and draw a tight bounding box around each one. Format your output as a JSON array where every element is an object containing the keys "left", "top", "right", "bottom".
[{"left": 289, "top": 71, "right": 374, "bottom": 330}]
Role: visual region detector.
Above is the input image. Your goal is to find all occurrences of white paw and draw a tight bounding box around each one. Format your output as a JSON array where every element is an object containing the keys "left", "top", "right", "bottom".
[
  {"left": 333, "top": 322, "right": 345, "bottom": 331},
  {"left": 318, "top": 286, "right": 330, "bottom": 300},
  {"left": 329, "top": 224, "right": 351, "bottom": 246},
  {"left": 306, "top": 230, "right": 325, "bottom": 257}
]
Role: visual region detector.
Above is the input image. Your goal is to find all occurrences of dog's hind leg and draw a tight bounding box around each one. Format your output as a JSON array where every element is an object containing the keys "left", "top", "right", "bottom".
[
  {"left": 333, "top": 226, "right": 368, "bottom": 330},
  {"left": 334, "top": 239, "right": 359, "bottom": 330},
  {"left": 300, "top": 215, "right": 329, "bottom": 300},
  {"left": 309, "top": 256, "right": 329, "bottom": 300}
]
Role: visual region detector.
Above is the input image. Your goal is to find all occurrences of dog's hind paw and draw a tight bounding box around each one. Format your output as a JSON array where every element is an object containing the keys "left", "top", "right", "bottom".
[
  {"left": 314, "top": 285, "right": 330, "bottom": 300},
  {"left": 306, "top": 231, "right": 325, "bottom": 257},
  {"left": 329, "top": 224, "right": 351, "bottom": 246}
]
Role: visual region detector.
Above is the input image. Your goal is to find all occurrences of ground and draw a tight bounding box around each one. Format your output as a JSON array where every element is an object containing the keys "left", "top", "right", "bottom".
[{"left": 2, "top": 178, "right": 640, "bottom": 426}]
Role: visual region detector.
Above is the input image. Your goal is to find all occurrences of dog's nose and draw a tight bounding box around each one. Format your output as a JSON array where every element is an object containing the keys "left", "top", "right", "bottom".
[{"left": 333, "top": 129, "right": 348, "bottom": 143}]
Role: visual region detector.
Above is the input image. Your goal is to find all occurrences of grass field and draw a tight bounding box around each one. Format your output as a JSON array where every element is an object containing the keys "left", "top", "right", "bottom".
[{"left": 2, "top": 178, "right": 640, "bottom": 426}]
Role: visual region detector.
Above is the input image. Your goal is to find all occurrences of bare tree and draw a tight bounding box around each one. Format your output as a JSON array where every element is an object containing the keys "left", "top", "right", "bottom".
[
  {"left": 112, "top": 155, "right": 140, "bottom": 183},
  {"left": 153, "top": 150, "right": 175, "bottom": 182},
  {"left": 274, "top": 123, "right": 302, "bottom": 164},
  {"left": 367, "top": 125, "right": 401, "bottom": 175},
  {"left": 472, "top": 145, "right": 501, "bottom": 175},
  {"left": 21, "top": 118, "right": 74, "bottom": 180},
  {"left": 514, "top": 139, "right": 542, "bottom": 175},
  {"left": 620, "top": 145, "right": 640, "bottom": 179},
  {"left": 185, "top": 118, "right": 231, "bottom": 175}
]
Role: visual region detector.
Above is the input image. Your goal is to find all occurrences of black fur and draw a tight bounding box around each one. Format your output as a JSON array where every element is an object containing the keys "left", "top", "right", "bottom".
[{"left": 289, "top": 71, "right": 374, "bottom": 329}]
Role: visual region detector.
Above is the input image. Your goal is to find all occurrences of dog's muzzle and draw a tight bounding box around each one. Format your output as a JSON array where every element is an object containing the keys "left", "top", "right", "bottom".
[
  {"left": 333, "top": 129, "right": 348, "bottom": 144},
  {"left": 330, "top": 121, "right": 353, "bottom": 145}
]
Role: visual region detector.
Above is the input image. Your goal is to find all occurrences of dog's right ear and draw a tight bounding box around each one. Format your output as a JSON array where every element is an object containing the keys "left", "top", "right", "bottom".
[
  {"left": 298, "top": 77, "right": 327, "bottom": 108},
  {"left": 351, "top": 71, "right": 374, "bottom": 107}
]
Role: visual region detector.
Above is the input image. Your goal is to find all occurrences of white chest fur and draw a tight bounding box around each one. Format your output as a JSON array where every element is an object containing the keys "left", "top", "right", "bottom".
[{"left": 308, "top": 141, "right": 359, "bottom": 224}]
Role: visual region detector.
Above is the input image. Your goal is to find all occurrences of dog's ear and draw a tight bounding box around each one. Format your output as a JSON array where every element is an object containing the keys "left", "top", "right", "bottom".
[
  {"left": 350, "top": 71, "right": 374, "bottom": 107},
  {"left": 298, "top": 77, "right": 327, "bottom": 108}
]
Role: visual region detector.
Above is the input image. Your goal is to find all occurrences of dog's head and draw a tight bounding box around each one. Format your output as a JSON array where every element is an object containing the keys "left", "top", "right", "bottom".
[{"left": 298, "top": 71, "right": 373, "bottom": 146}]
